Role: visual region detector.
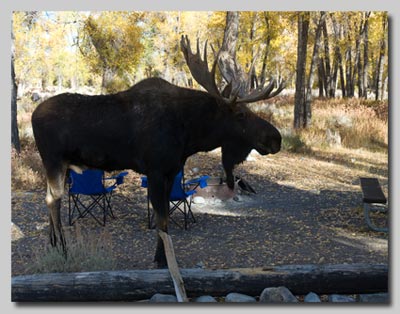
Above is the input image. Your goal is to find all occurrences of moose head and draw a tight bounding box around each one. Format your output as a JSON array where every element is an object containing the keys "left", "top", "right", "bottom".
[{"left": 180, "top": 35, "right": 283, "bottom": 188}]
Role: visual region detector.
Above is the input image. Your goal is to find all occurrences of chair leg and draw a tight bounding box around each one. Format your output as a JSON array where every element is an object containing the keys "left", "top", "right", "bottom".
[
  {"left": 69, "top": 194, "right": 85, "bottom": 226},
  {"left": 105, "top": 192, "right": 115, "bottom": 219},
  {"left": 103, "top": 195, "right": 106, "bottom": 226},
  {"left": 87, "top": 195, "right": 108, "bottom": 226},
  {"left": 68, "top": 194, "right": 73, "bottom": 226},
  {"left": 168, "top": 199, "right": 195, "bottom": 230},
  {"left": 102, "top": 193, "right": 115, "bottom": 225},
  {"left": 68, "top": 174, "right": 117, "bottom": 225},
  {"left": 188, "top": 197, "right": 196, "bottom": 223},
  {"left": 71, "top": 194, "right": 106, "bottom": 226},
  {"left": 184, "top": 200, "right": 187, "bottom": 230},
  {"left": 169, "top": 201, "right": 182, "bottom": 229}
]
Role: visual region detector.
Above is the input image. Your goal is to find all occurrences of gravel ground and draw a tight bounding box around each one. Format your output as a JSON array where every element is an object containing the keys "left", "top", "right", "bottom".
[{"left": 11, "top": 148, "right": 388, "bottom": 276}]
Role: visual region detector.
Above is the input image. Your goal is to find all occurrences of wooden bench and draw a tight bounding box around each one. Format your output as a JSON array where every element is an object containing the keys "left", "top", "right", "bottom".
[{"left": 359, "top": 177, "right": 388, "bottom": 232}]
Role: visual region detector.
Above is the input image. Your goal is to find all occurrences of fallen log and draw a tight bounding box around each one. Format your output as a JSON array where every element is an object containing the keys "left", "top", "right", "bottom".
[{"left": 12, "top": 263, "right": 388, "bottom": 302}]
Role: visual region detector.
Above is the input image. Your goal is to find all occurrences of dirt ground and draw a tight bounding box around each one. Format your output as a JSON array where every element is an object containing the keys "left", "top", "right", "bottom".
[{"left": 11, "top": 148, "right": 389, "bottom": 276}]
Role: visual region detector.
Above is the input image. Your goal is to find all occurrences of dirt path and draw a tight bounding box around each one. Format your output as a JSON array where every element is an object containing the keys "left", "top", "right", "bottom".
[{"left": 11, "top": 149, "right": 388, "bottom": 276}]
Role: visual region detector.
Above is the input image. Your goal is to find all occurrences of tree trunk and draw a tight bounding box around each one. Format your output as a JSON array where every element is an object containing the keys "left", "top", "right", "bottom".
[
  {"left": 330, "top": 13, "right": 345, "bottom": 98},
  {"left": 221, "top": 12, "right": 239, "bottom": 58},
  {"left": 321, "top": 18, "right": 332, "bottom": 97},
  {"left": 294, "top": 12, "right": 310, "bottom": 129},
  {"left": 375, "top": 14, "right": 387, "bottom": 100},
  {"left": 342, "top": 16, "right": 352, "bottom": 97},
  {"left": 259, "top": 12, "right": 272, "bottom": 87},
  {"left": 353, "top": 12, "right": 371, "bottom": 99},
  {"left": 362, "top": 12, "right": 371, "bottom": 99},
  {"left": 339, "top": 61, "right": 346, "bottom": 98},
  {"left": 317, "top": 57, "right": 325, "bottom": 97},
  {"left": 218, "top": 11, "right": 248, "bottom": 96},
  {"left": 11, "top": 25, "right": 20, "bottom": 153},
  {"left": 249, "top": 13, "right": 258, "bottom": 89},
  {"left": 101, "top": 67, "right": 115, "bottom": 93},
  {"left": 345, "top": 33, "right": 354, "bottom": 97},
  {"left": 355, "top": 35, "right": 363, "bottom": 98},
  {"left": 330, "top": 55, "right": 338, "bottom": 98},
  {"left": 304, "top": 12, "right": 325, "bottom": 126},
  {"left": 12, "top": 264, "right": 388, "bottom": 302},
  {"left": 382, "top": 76, "right": 388, "bottom": 100},
  {"left": 329, "top": 16, "right": 338, "bottom": 98}
]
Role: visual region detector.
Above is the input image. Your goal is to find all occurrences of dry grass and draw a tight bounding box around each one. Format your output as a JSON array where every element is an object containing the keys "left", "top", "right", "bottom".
[
  {"left": 11, "top": 145, "right": 46, "bottom": 191},
  {"left": 28, "top": 223, "right": 116, "bottom": 274},
  {"left": 258, "top": 96, "right": 388, "bottom": 153},
  {"left": 309, "top": 98, "right": 388, "bottom": 151}
]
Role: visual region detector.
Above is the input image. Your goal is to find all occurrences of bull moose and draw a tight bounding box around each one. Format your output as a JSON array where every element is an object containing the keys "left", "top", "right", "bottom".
[{"left": 31, "top": 35, "right": 283, "bottom": 267}]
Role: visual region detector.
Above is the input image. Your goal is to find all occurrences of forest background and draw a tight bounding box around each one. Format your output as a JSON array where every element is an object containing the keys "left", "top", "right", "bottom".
[{"left": 11, "top": 10, "right": 388, "bottom": 195}]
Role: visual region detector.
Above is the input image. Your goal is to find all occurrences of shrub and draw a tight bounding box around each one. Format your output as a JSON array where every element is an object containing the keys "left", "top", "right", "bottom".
[
  {"left": 339, "top": 106, "right": 387, "bottom": 151},
  {"left": 28, "top": 224, "right": 115, "bottom": 274},
  {"left": 301, "top": 98, "right": 388, "bottom": 152},
  {"left": 11, "top": 146, "right": 46, "bottom": 191},
  {"left": 282, "top": 133, "right": 310, "bottom": 153}
]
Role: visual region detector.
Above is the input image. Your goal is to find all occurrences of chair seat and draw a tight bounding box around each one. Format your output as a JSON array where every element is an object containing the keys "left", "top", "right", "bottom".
[
  {"left": 68, "top": 169, "right": 127, "bottom": 226},
  {"left": 170, "top": 189, "right": 196, "bottom": 201},
  {"left": 141, "top": 170, "right": 209, "bottom": 230}
]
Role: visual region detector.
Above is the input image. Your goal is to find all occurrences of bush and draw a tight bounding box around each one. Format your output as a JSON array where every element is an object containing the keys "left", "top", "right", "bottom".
[
  {"left": 339, "top": 106, "right": 387, "bottom": 151},
  {"left": 28, "top": 224, "right": 115, "bottom": 274},
  {"left": 282, "top": 133, "right": 309, "bottom": 153},
  {"left": 298, "top": 98, "right": 388, "bottom": 152},
  {"left": 11, "top": 146, "right": 46, "bottom": 191}
]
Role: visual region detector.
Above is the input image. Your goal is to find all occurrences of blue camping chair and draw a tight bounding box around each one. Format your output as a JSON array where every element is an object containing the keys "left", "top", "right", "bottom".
[
  {"left": 68, "top": 169, "right": 128, "bottom": 226},
  {"left": 141, "top": 170, "right": 209, "bottom": 230}
]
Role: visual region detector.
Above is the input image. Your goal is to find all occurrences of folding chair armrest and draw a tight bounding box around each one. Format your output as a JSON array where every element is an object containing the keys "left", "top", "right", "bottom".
[
  {"left": 105, "top": 171, "right": 129, "bottom": 185},
  {"left": 141, "top": 176, "right": 148, "bottom": 188},
  {"left": 105, "top": 185, "right": 117, "bottom": 193},
  {"left": 186, "top": 190, "right": 197, "bottom": 197},
  {"left": 115, "top": 171, "right": 128, "bottom": 185},
  {"left": 186, "top": 175, "right": 209, "bottom": 189}
]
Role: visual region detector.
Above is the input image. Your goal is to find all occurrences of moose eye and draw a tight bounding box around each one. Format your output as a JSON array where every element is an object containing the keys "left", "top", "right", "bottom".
[{"left": 236, "top": 111, "right": 246, "bottom": 120}]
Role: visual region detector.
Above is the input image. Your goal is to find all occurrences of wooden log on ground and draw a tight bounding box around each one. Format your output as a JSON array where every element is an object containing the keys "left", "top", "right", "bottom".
[{"left": 12, "top": 263, "right": 388, "bottom": 302}]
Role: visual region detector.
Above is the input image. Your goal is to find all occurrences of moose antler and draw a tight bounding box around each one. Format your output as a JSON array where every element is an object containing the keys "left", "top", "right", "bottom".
[
  {"left": 180, "top": 35, "right": 285, "bottom": 104},
  {"left": 180, "top": 35, "right": 239, "bottom": 104},
  {"left": 180, "top": 35, "right": 221, "bottom": 100},
  {"left": 235, "top": 78, "right": 286, "bottom": 104}
]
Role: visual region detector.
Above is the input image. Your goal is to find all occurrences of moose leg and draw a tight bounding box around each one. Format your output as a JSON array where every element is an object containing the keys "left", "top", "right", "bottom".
[
  {"left": 45, "top": 166, "right": 67, "bottom": 253},
  {"left": 222, "top": 162, "right": 235, "bottom": 190},
  {"left": 147, "top": 173, "right": 174, "bottom": 268},
  {"left": 222, "top": 143, "right": 252, "bottom": 189}
]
